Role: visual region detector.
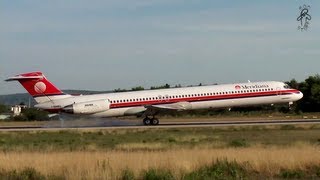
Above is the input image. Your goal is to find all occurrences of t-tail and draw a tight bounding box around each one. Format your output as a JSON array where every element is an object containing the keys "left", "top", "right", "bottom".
[{"left": 5, "top": 72, "right": 71, "bottom": 104}]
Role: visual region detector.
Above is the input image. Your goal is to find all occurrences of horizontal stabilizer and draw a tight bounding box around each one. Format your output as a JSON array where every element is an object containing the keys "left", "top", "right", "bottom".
[{"left": 5, "top": 75, "right": 43, "bottom": 81}]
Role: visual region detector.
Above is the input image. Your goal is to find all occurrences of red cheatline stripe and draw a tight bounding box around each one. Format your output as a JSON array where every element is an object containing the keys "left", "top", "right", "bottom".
[{"left": 109, "top": 90, "right": 299, "bottom": 109}]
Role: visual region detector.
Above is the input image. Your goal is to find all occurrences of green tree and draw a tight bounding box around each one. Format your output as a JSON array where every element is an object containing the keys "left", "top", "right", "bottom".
[
  {"left": 113, "top": 88, "right": 127, "bottom": 92},
  {"left": 150, "top": 84, "right": 170, "bottom": 90},
  {"left": 0, "top": 104, "right": 9, "bottom": 113},
  {"left": 286, "top": 79, "right": 299, "bottom": 89},
  {"left": 310, "top": 84, "right": 320, "bottom": 104},
  {"left": 131, "top": 86, "right": 144, "bottom": 91},
  {"left": 297, "top": 74, "right": 320, "bottom": 112},
  {"left": 20, "top": 108, "right": 49, "bottom": 121}
]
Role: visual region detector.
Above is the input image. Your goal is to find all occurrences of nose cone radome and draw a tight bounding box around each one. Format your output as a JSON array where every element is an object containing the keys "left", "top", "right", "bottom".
[{"left": 295, "top": 91, "right": 303, "bottom": 101}]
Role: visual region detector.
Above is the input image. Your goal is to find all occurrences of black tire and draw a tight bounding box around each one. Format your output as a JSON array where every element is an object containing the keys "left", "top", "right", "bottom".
[
  {"left": 151, "top": 118, "right": 159, "bottom": 125},
  {"left": 143, "top": 118, "right": 151, "bottom": 125}
]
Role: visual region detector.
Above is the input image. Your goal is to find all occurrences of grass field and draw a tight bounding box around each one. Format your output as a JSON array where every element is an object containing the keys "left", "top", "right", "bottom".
[
  {"left": 0, "top": 124, "right": 319, "bottom": 179},
  {"left": 0, "top": 146, "right": 320, "bottom": 179}
]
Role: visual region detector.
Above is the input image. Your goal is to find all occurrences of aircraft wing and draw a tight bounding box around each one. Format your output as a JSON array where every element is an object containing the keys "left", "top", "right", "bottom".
[
  {"left": 142, "top": 101, "right": 192, "bottom": 117},
  {"left": 147, "top": 101, "right": 192, "bottom": 110}
]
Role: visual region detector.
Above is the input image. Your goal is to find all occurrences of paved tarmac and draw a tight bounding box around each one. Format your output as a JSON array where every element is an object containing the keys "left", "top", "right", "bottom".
[{"left": 0, "top": 119, "right": 319, "bottom": 131}]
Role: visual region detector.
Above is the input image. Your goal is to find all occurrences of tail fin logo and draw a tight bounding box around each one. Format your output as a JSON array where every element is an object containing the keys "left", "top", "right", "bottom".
[{"left": 34, "top": 82, "right": 47, "bottom": 94}]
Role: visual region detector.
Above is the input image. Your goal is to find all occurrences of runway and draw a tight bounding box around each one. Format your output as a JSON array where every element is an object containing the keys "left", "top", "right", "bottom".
[{"left": 0, "top": 118, "right": 319, "bottom": 131}]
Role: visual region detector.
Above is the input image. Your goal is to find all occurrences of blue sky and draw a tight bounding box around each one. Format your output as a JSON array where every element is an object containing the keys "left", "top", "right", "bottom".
[{"left": 1, "top": 0, "right": 319, "bottom": 95}]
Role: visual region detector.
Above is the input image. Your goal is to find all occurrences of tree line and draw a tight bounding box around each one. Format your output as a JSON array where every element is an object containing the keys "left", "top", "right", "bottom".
[{"left": 287, "top": 74, "right": 320, "bottom": 112}]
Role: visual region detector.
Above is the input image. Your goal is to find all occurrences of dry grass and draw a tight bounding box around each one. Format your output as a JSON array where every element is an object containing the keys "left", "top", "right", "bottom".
[
  {"left": 115, "top": 142, "right": 167, "bottom": 150},
  {"left": 0, "top": 145, "right": 319, "bottom": 179}
]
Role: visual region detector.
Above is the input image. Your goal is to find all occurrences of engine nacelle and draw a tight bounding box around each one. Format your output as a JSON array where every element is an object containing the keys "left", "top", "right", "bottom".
[{"left": 63, "top": 99, "right": 110, "bottom": 114}]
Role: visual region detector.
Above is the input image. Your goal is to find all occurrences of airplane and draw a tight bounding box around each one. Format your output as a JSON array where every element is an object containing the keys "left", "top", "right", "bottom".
[{"left": 6, "top": 72, "right": 303, "bottom": 125}]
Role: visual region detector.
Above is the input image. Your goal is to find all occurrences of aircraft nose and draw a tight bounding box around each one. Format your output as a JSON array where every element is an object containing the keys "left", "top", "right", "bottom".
[{"left": 295, "top": 91, "right": 303, "bottom": 100}]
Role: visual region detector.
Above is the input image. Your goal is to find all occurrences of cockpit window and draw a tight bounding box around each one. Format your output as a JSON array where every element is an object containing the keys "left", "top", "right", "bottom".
[{"left": 283, "top": 84, "right": 291, "bottom": 89}]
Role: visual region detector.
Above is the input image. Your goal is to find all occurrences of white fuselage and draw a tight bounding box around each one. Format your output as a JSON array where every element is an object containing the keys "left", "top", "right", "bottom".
[{"left": 35, "top": 81, "right": 303, "bottom": 117}]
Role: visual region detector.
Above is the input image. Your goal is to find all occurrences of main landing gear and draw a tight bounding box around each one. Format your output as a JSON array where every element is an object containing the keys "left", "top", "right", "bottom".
[{"left": 143, "top": 116, "right": 159, "bottom": 126}]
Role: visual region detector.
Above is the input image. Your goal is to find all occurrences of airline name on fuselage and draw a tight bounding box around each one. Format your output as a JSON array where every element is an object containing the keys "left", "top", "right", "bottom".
[{"left": 235, "top": 84, "right": 269, "bottom": 89}]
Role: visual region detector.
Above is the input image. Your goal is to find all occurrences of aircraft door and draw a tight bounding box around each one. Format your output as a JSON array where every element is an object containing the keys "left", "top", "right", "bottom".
[{"left": 276, "top": 87, "right": 282, "bottom": 95}]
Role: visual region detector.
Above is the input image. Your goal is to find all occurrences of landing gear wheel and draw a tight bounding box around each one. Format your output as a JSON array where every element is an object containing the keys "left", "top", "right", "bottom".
[
  {"left": 143, "top": 117, "right": 152, "bottom": 125},
  {"left": 151, "top": 118, "right": 159, "bottom": 125}
]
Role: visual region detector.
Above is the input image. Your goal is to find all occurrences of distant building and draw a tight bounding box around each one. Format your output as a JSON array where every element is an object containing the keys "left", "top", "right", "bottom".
[{"left": 11, "top": 105, "right": 27, "bottom": 116}]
